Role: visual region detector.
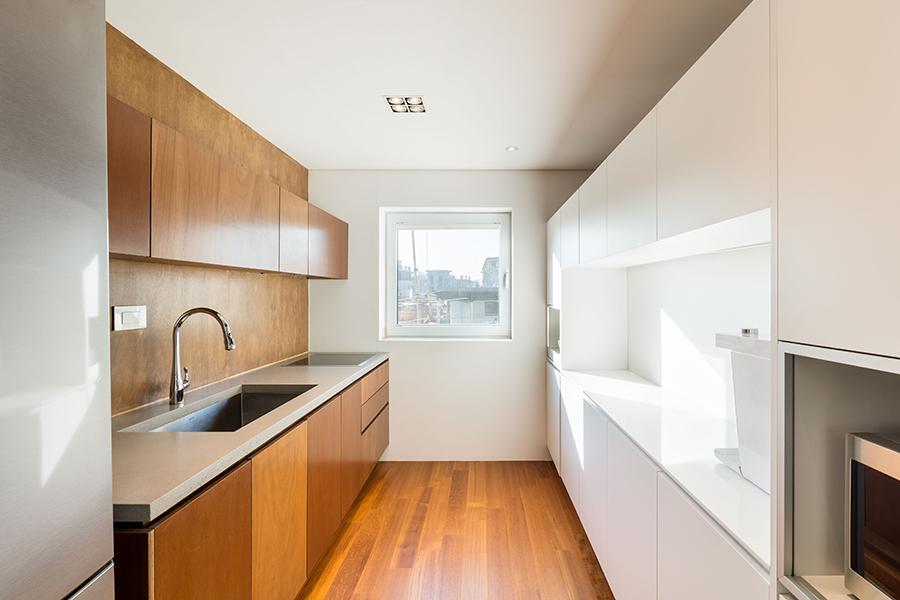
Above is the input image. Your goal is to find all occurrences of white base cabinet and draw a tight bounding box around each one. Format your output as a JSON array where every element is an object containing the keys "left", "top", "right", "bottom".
[
  {"left": 581, "top": 400, "right": 609, "bottom": 567},
  {"left": 605, "top": 424, "right": 659, "bottom": 600},
  {"left": 546, "top": 361, "right": 561, "bottom": 472},
  {"left": 657, "top": 473, "right": 769, "bottom": 600},
  {"left": 559, "top": 375, "right": 584, "bottom": 514}
]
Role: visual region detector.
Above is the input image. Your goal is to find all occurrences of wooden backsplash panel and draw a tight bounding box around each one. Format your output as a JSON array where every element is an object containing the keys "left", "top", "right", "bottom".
[
  {"left": 106, "top": 24, "right": 308, "bottom": 200},
  {"left": 110, "top": 259, "right": 308, "bottom": 415}
]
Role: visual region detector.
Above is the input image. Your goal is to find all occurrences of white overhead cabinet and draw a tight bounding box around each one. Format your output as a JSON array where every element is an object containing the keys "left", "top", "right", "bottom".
[
  {"left": 581, "top": 400, "right": 609, "bottom": 567},
  {"left": 607, "top": 109, "right": 658, "bottom": 255},
  {"left": 578, "top": 163, "right": 608, "bottom": 263},
  {"left": 560, "top": 193, "right": 580, "bottom": 268},
  {"left": 777, "top": 0, "right": 900, "bottom": 358},
  {"left": 657, "top": 473, "right": 768, "bottom": 600},
  {"left": 605, "top": 424, "right": 659, "bottom": 600},
  {"left": 559, "top": 376, "right": 584, "bottom": 515},
  {"left": 546, "top": 362, "right": 561, "bottom": 472},
  {"left": 546, "top": 210, "right": 562, "bottom": 308},
  {"left": 656, "top": 0, "right": 769, "bottom": 239}
]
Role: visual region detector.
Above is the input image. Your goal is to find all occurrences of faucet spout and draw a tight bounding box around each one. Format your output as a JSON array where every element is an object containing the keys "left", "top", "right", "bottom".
[{"left": 169, "top": 307, "right": 236, "bottom": 406}]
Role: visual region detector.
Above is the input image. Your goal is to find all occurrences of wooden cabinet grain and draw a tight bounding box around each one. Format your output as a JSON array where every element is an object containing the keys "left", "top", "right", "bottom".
[
  {"left": 657, "top": 0, "right": 769, "bottom": 239},
  {"left": 307, "top": 396, "right": 344, "bottom": 571},
  {"left": 150, "top": 120, "right": 280, "bottom": 271},
  {"left": 308, "top": 204, "right": 348, "bottom": 279},
  {"left": 607, "top": 109, "right": 657, "bottom": 255},
  {"left": 107, "top": 95, "right": 151, "bottom": 256},
  {"left": 279, "top": 187, "right": 309, "bottom": 275},
  {"left": 362, "top": 404, "right": 389, "bottom": 479},
  {"left": 578, "top": 163, "right": 608, "bottom": 264},
  {"left": 114, "top": 462, "right": 252, "bottom": 600},
  {"left": 340, "top": 382, "right": 364, "bottom": 519},
  {"left": 252, "top": 422, "right": 308, "bottom": 600},
  {"left": 777, "top": 0, "right": 900, "bottom": 358},
  {"left": 560, "top": 193, "right": 580, "bottom": 268}
]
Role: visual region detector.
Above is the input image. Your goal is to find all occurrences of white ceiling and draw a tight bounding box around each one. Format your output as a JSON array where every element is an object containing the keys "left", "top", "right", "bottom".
[{"left": 106, "top": 0, "right": 749, "bottom": 171}]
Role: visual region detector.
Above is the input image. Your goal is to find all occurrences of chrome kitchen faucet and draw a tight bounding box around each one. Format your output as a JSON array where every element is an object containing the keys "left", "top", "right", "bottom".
[{"left": 169, "top": 307, "right": 236, "bottom": 406}]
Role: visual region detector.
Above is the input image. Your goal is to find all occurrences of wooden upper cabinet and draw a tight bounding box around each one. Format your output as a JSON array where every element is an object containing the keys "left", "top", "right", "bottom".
[
  {"left": 107, "top": 95, "right": 151, "bottom": 256},
  {"left": 252, "top": 422, "right": 308, "bottom": 600},
  {"left": 154, "top": 462, "right": 252, "bottom": 600},
  {"left": 151, "top": 120, "right": 280, "bottom": 271},
  {"left": 279, "top": 187, "right": 309, "bottom": 275},
  {"left": 307, "top": 396, "right": 343, "bottom": 570},
  {"left": 607, "top": 109, "right": 658, "bottom": 255},
  {"left": 308, "top": 204, "right": 348, "bottom": 279},
  {"left": 657, "top": 0, "right": 769, "bottom": 239}
]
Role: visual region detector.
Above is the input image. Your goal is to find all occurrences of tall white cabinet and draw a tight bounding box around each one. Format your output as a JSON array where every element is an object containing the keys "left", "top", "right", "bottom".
[
  {"left": 546, "top": 362, "right": 561, "bottom": 472},
  {"left": 581, "top": 400, "right": 609, "bottom": 566},
  {"left": 777, "top": 0, "right": 900, "bottom": 359},
  {"left": 578, "top": 164, "right": 608, "bottom": 263},
  {"left": 559, "top": 375, "right": 584, "bottom": 514},
  {"left": 546, "top": 210, "right": 562, "bottom": 308},
  {"left": 560, "top": 193, "right": 580, "bottom": 269},
  {"left": 607, "top": 109, "right": 658, "bottom": 255}
]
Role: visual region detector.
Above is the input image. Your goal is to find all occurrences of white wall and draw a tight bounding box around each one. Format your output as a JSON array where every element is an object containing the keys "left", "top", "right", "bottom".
[
  {"left": 309, "top": 170, "right": 588, "bottom": 460},
  {"left": 627, "top": 245, "right": 770, "bottom": 419}
]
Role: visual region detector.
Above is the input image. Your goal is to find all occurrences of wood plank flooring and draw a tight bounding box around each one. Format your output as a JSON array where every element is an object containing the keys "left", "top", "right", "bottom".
[{"left": 300, "top": 461, "right": 613, "bottom": 600}]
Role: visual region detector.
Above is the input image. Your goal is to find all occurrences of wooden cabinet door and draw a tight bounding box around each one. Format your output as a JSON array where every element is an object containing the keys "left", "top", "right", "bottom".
[
  {"left": 308, "top": 204, "right": 348, "bottom": 279},
  {"left": 154, "top": 462, "right": 252, "bottom": 600},
  {"left": 578, "top": 163, "right": 608, "bottom": 264},
  {"left": 605, "top": 425, "right": 659, "bottom": 600},
  {"left": 607, "top": 109, "right": 657, "bottom": 255},
  {"left": 778, "top": 0, "right": 900, "bottom": 358},
  {"left": 361, "top": 404, "right": 389, "bottom": 479},
  {"left": 657, "top": 0, "right": 769, "bottom": 239},
  {"left": 151, "top": 120, "right": 280, "bottom": 271},
  {"left": 581, "top": 400, "right": 609, "bottom": 567},
  {"left": 547, "top": 211, "right": 562, "bottom": 308},
  {"left": 560, "top": 192, "right": 580, "bottom": 268},
  {"left": 546, "top": 361, "right": 561, "bottom": 472},
  {"left": 559, "top": 375, "right": 583, "bottom": 514},
  {"left": 657, "top": 473, "right": 768, "bottom": 600},
  {"left": 279, "top": 187, "right": 309, "bottom": 275},
  {"left": 107, "top": 95, "right": 150, "bottom": 256},
  {"left": 340, "top": 382, "right": 363, "bottom": 518},
  {"left": 307, "top": 396, "right": 343, "bottom": 570},
  {"left": 252, "top": 422, "right": 308, "bottom": 600}
]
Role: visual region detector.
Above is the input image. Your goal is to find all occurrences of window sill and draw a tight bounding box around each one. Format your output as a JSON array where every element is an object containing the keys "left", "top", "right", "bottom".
[{"left": 379, "top": 335, "right": 513, "bottom": 343}]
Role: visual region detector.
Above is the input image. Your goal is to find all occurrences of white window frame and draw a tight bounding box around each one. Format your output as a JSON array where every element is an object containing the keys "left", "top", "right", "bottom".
[{"left": 381, "top": 209, "right": 512, "bottom": 340}]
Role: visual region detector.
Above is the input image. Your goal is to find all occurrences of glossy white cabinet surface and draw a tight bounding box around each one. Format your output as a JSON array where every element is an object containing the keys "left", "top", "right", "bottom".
[
  {"left": 581, "top": 400, "right": 609, "bottom": 567},
  {"left": 657, "top": 0, "right": 769, "bottom": 239},
  {"left": 657, "top": 473, "right": 769, "bottom": 600},
  {"left": 559, "top": 375, "right": 583, "bottom": 514},
  {"left": 546, "top": 210, "right": 562, "bottom": 308},
  {"left": 778, "top": 0, "right": 900, "bottom": 358},
  {"left": 578, "top": 163, "right": 608, "bottom": 264},
  {"left": 546, "top": 361, "right": 561, "bottom": 472},
  {"left": 607, "top": 109, "right": 657, "bottom": 255},
  {"left": 560, "top": 193, "right": 580, "bottom": 269},
  {"left": 605, "top": 424, "right": 658, "bottom": 600}
]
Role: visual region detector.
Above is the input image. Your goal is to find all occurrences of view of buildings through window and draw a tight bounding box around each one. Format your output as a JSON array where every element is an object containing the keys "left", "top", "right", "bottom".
[{"left": 396, "top": 227, "right": 501, "bottom": 326}]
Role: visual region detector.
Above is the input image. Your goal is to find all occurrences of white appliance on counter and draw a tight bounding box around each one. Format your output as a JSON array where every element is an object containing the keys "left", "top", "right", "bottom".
[
  {"left": 715, "top": 331, "right": 771, "bottom": 494},
  {"left": 0, "top": 0, "right": 114, "bottom": 598}
]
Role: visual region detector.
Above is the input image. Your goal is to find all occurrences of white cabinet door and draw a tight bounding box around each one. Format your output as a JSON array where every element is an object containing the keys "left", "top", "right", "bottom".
[
  {"left": 560, "top": 193, "right": 580, "bottom": 268},
  {"left": 657, "top": 0, "right": 770, "bottom": 239},
  {"left": 559, "top": 375, "right": 583, "bottom": 513},
  {"left": 606, "top": 424, "right": 659, "bottom": 600},
  {"left": 546, "top": 361, "right": 561, "bottom": 472},
  {"left": 657, "top": 473, "right": 769, "bottom": 600},
  {"left": 581, "top": 400, "right": 609, "bottom": 567},
  {"left": 778, "top": 0, "right": 900, "bottom": 358},
  {"left": 547, "top": 210, "right": 562, "bottom": 308},
  {"left": 579, "top": 163, "right": 608, "bottom": 264},
  {"left": 607, "top": 109, "right": 657, "bottom": 255}
]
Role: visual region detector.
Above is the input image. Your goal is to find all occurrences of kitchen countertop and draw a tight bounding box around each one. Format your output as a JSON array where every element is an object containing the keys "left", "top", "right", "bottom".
[
  {"left": 561, "top": 368, "right": 771, "bottom": 570},
  {"left": 111, "top": 352, "right": 389, "bottom": 523}
]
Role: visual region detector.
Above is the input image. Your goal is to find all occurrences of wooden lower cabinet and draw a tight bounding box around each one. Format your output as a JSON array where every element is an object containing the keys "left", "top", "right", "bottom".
[
  {"left": 362, "top": 405, "right": 389, "bottom": 478},
  {"left": 114, "top": 462, "right": 252, "bottom": 600},
  {"left": 340, "top": 382, "right": 364, "bottom": 518},
  {"left": 252, "top": 421, "right": 308, "bottom": 600},
  {"left": 307, "top": 395, "right": 344, "bottom": 571}
]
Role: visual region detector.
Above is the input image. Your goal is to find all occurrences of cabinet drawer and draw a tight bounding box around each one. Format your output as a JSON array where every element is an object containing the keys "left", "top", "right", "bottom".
[
  {"left": 361, "top": 383, "right": 388, "bottom": 432},
  {"left": 362, "top": 405, "right": 389, "bottom": 480},
  {"left": 361, "top": 362, "right": 389, "bottom": 402}
]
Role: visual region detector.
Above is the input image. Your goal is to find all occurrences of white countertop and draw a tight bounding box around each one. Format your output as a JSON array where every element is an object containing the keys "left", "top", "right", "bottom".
[
  {"left": 561, "top": 369, "right": 771, "bottom": 569},
  {"left": 111, "top": 353, "right": 388, "bottom": 523}
]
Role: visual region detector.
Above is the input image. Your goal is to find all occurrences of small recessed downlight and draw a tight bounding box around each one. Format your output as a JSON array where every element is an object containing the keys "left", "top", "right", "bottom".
[
  {"left": 391, "top": 105, "right": 409, "bottom": 113},
  {"left": 409, "top": 105, "right": 426, "bottom": 113},
  {"left": 386, "top": 97, "right": 406, "bottom": 105},
  {"left": 405, "top": 96, "right": 423, "bottom": 105},
  {"left": 506, "top": 146, "right": 519, "bottom": 152}
]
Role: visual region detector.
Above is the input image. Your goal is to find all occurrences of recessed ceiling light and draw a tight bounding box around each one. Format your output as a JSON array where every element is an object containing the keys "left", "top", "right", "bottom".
[
  {"left": 385, "top": 95, "right": 426, "bottom": 113},
  {"left": 405, "top": 96, "right": 423, "bottom": 105},
  {"left": 386, "top": 97, "right": 406, "bottom": 105},
  {"left": 506, "top": 146, "right": 519, "bottom": 152},
  {"left": 391, "top": 105, "right": 409, "bottom": 113},
  {"left": 409, "top": 105, "right": 426, "bottom": 113}
]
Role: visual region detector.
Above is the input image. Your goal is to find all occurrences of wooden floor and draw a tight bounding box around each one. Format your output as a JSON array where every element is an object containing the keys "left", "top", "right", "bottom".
[{"left": 300, "top": 461, "right": 613, "bottom": 600}]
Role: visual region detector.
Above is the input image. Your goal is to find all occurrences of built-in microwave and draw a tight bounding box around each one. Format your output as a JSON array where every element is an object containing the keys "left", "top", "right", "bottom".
[{"left": 847, "top": 433, "right": 900, "bottom": 600}]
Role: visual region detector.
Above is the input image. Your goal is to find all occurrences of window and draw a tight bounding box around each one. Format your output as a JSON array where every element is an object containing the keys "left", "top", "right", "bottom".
[{"left": 382, "top": 210, "right": 512, "bottom": 339}]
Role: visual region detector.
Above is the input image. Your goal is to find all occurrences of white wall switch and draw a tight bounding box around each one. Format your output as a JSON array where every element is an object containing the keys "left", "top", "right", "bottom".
[{"left": 112, "top": 305, "right": 147, "bottom": 331}]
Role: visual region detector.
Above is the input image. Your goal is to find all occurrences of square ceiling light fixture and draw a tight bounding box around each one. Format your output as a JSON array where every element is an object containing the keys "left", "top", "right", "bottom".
[{"left": 385, "top": 96, "right": 426, "bottom": 113}]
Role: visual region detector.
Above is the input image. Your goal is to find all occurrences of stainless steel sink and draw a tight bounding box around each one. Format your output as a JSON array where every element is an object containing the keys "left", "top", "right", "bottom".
[
  {"left": 151, "top": 384, "right": 316, "bottom": 432},
  {"left": 284, "top": 352, "right": 376, "bottom": 367}
]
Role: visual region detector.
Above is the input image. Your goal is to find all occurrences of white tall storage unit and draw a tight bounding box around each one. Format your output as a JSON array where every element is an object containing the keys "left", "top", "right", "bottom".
[
  {"left": 546, "top": 362, "right": 561, "bottom": 472},
  {"left": 559, "top": 375, "right": 584, "bottom": 514},
  {"left": 547, "top": 210, "right": 562, "bottom": 309},
  {"left": 581, "top": 400, "right": 610, "bottom": 567},
  {"left": 578, "top": 164, "right": 608, "bottom": 263},
  {"left": 560, "top": 193, "right": 580, "bottom": 269},
  {"left": 607, "top": 109, "right": 658, "bottom": 255}
]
